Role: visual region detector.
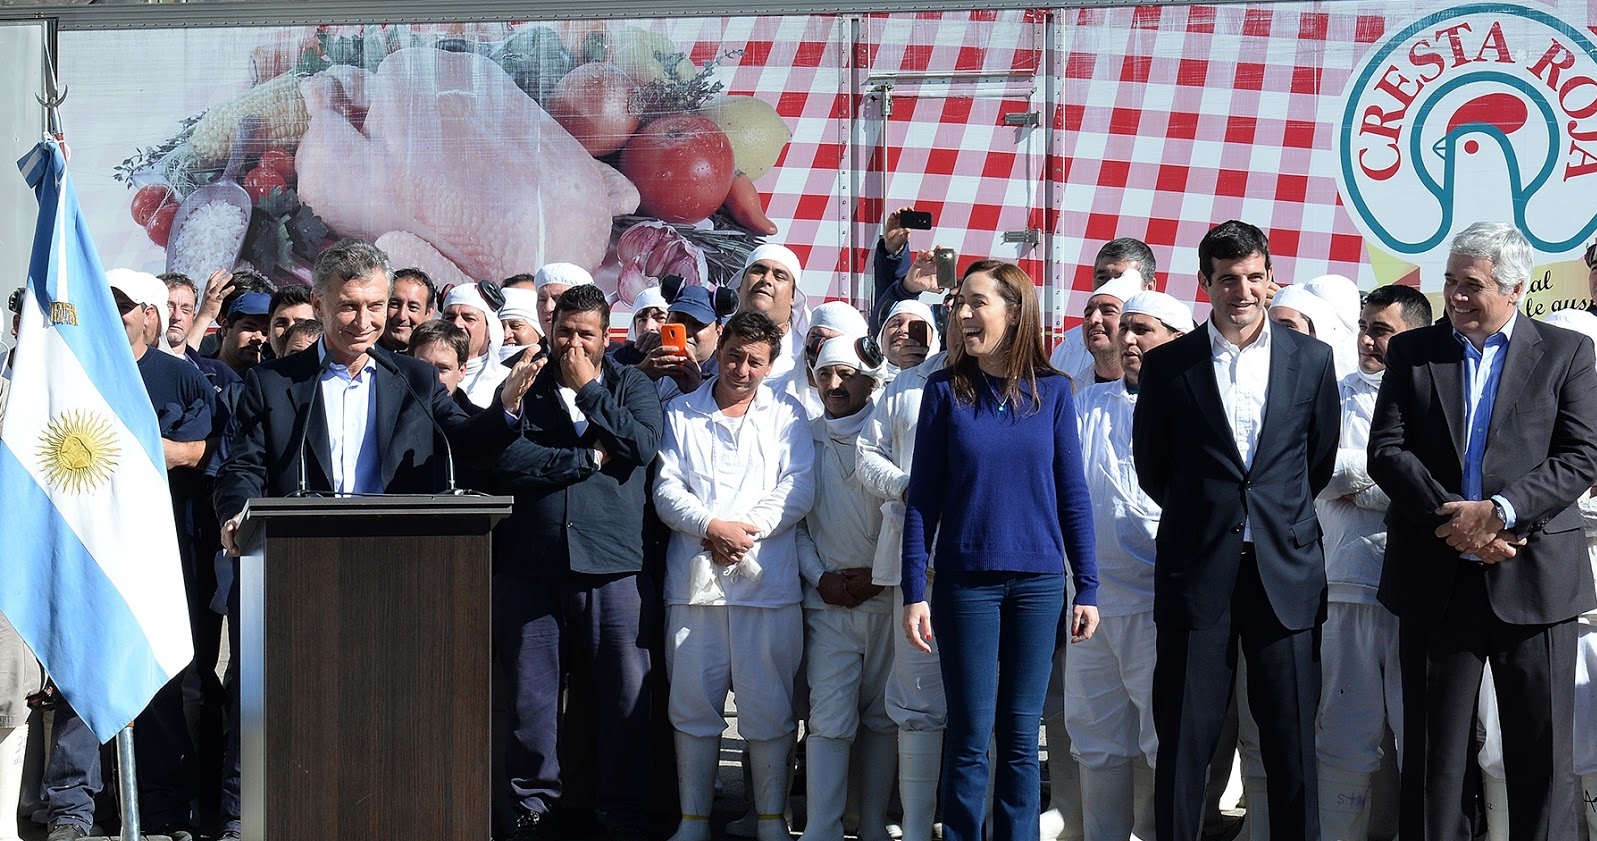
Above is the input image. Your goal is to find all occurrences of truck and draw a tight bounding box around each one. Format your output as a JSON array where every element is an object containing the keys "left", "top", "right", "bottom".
[{"left": 2, "top": 0, "right": 1595, "bottom": 350}]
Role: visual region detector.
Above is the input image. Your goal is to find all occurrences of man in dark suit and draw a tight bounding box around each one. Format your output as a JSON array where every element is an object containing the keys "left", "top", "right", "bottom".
[
  {"left": 1368, "top": 221, "right": 1597, "bottom": 841},
  {"left": 210, "top": 238, "right": 523, "bottom": 841},
  {"left": 490, "top": 283, "right": 663, "bottom": 841},
  {"left": 1132, "top": 220, "right": 1339, "bottom": 841}
]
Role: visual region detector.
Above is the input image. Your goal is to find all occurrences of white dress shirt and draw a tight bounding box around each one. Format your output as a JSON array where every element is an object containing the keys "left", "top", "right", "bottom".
[
  {"left": 318, "top": 344, "right": 382, "bottom": 496},
  {"left": 1210, "top": 319, "right": 1272, "bottom": 539}
]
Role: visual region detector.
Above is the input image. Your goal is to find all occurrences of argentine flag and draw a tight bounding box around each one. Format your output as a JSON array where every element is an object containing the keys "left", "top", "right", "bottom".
[{"left": 0, "top": 141, "right": 193, "bottom": 742}]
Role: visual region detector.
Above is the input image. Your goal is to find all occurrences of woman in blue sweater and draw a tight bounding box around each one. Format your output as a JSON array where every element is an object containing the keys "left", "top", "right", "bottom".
[{"left": 901, "top": 260, "right": 1099, "bottom": 841}]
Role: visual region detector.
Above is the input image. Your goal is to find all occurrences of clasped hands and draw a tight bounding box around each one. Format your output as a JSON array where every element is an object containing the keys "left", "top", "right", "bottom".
[
  {"left": 816, "top": 569, "right": 884, "bottom": 608},
  {"left": 1434, "top": 499, "right": 1524, "bottom": 564},
  {"left": 704, "top": 518, "right": 759, "bottom": 567}
]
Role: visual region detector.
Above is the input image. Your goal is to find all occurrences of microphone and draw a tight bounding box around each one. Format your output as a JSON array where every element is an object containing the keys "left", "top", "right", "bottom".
[
  {"left": 289, "top": 352, "right": 337, "bottom": 498},
  {"left": 369, "top": 351, "right": 464, "bottom": 496}
]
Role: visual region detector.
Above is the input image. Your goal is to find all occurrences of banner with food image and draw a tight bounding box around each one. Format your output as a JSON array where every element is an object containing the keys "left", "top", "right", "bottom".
[{"left": 59, "top": 19, "right": 801, "bottom": 310}]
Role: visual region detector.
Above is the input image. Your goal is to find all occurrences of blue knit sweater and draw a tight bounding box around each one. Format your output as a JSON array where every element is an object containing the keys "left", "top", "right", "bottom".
[{"left": 900, "top": 369, "right": 1099, "bottom": 606}]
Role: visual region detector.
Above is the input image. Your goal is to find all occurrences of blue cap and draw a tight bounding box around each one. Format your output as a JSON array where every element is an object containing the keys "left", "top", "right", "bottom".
[
  {"left": 226, "top": 291, "right": 272, "bottom": 320},
  {"left": 667, "top": 285, "right": 720, "bottom": 327}
]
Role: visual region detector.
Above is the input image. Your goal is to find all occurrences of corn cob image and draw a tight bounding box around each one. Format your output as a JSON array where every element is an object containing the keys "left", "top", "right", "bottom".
[{"left": 190, "top": 72, "right": 310, "bottom": 169}]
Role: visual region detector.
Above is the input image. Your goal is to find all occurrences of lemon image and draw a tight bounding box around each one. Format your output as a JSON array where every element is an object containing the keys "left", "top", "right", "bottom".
[
  {"left": 698, "top": 95, "right": 792, "bottom": 180},
  {"left": 608, "top": 27, "right": 691, "bottom": 83}
]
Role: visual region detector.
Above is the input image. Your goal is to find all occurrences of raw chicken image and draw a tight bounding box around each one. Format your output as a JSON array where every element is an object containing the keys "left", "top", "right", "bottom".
[{"left": 295, "top": 47, "right": 640, "bottom": 282}]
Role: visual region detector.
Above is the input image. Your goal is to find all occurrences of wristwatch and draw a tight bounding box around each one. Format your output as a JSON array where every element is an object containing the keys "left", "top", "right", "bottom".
[{"left": 1490, "top": 498, "right": 1508, "bottom": 526}]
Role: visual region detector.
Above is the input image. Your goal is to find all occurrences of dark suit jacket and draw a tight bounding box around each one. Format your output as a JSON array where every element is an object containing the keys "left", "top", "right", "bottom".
[
  {"left": 489, "top": 356, "right": 663, "bottom": 577},
  {"left": 213, "top": 344, "right": 516, "bottom": 522},
  {"left": 1368, "top": 317, "right": 1597, "bottom": 624},
  {"left": 1132, "top": 321, "right": 1340, "bottom": 631}
]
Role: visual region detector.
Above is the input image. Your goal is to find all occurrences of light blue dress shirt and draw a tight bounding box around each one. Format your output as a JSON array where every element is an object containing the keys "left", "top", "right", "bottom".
[
  {"left": 1454, "top": 316, "right": 1518, "bottom": 543},
  {"left": 317, "top": 342, "right": 382, "bottom": 496}
]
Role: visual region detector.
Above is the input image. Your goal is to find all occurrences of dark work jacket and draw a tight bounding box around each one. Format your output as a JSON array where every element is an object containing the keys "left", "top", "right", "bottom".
[{"left": 490, "top": 355, "right": 663, "bottom": 577}]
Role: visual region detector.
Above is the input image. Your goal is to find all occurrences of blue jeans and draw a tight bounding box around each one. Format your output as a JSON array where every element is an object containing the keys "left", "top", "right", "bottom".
[{"left": 932, "top": 570, "right": 1065, "bottom": 841}]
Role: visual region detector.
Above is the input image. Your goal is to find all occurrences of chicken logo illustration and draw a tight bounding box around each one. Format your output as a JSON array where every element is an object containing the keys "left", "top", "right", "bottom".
[{"left": 1335, "top": 4, "right": 1597, "bottom": 288}]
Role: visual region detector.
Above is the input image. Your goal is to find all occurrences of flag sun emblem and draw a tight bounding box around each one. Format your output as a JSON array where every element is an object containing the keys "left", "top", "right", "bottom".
[{"left": 37, "top": 410, "right": 121, "bottom": 494}]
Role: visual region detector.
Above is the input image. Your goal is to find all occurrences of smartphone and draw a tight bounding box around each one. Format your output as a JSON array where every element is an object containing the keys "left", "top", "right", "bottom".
[
  {"left": 934, "top": 247, "right": 958, "bottom": 289},
  {"left": 899, "top": 210, "right": 933, "bottom": 230},
  {"left": 660, "top": 322, "right": 688, "bottom": 354},
  {"left": 907, "top": 320, "right": 930, "bottom": 346}
]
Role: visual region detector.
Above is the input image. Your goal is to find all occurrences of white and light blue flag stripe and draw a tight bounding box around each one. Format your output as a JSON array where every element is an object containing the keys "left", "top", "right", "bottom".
[{"left": 0, "top": 141, "right": 193, "bottom": 743}]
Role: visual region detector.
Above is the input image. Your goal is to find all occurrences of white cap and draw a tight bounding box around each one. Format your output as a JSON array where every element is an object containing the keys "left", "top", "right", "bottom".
[
  {"left": 106, "top": 268, "right": 168, "bottom": 312},
  {"left": 1543, "top": 310, "right": 1597, "bottom": 373},
  {"left": 808, "top": 300, "right": 870, "bottom": 339},
  {"left": 1090, "top": 268, "right": 1145, "bottom": 307},
  {"left": 1122, "top": 290, "right": 1195, "bottom": 333},
  {"left": 534, "top": 262, "right": 594, "bottom": 291},
  {"left": 741, "top": 243, "right": 803, "bottom": 285},
  {"left": 1269, "top": 284, "right": 1337, "bottom": 334},
  {"left": 813, "top": 335, "right": 883, "bottom": 381},
  {"left": 498, "top": 286, "right": 538, "bottom": 324},
  {"left": 1301, "top": 274, "right": 1361, "bottom": 336},
  {"left": 440, "top": 282, "right": 505, "bottom": 355},
  {"left": 879, "top": 299, "right": 940, "bottom": 352},
  {"left": 627, "top": 285, "right": 669, "bottom": 340}
]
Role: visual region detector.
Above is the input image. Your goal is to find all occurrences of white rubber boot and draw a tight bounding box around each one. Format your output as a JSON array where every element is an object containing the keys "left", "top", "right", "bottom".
[
  {"left": 799, "top": 737, "right": 851, "bottom": 841},
  {"left": 750, "top": 735, "right": 797, "bottom": 841},
  {"left": 1239, "top": 775, "right": 1269, "bottom": 841},
  {"left": 1040, "top": 714, "right": 1084, "bottom": 841},
  {"left": 1482, "top": 774, "right": 1509, "bottom": 841},
  {"left": 1131, "top": 759, "right": 1154, "bottom": 841},
  {"left": 1580, "top": 773, "right": 1597, "bottom": 841},
  {"left": 668, "top": 733, "right": 723, "bottom": 841},
  {"left": 855, "top": 729, "right": 897, "bottom": 841},
  {"left": 1317, "top": 765, "right": 1373, "bottom": 841},
  {"left": 0, "top": 726, "right": 26, "bottom": 841},
  {"left": 897, "top": 729, "right": 942, "bottom": 841},
  {"left": 1077, "top": 761, "right": 1134, "bottom": 841}
]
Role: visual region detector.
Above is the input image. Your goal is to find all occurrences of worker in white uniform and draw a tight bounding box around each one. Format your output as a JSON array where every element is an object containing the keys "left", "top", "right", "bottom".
[
  {"left": 1313, "top": 283, "right": 1432, "bottom": 840},
  {"left": 735, "top": 244, "right": 813, "bottom": 403},
  {"left": 857, "top": 310, "right": 949, "bottom": 841},
  {"left": 655, "top": 310, "right": 816, "bottom": 841},
  {"left": 1068, "top": 291, "right": 1193, "bottom": 841},
  {"left": 1050, "top": 238, "right": 1159, "bottom": 385},
  {"left": 1475, "top": 306, "right": 1597, "bottom": 841},
  {"left": 797, "top": 335, "right": 895, "bottom": 841}
]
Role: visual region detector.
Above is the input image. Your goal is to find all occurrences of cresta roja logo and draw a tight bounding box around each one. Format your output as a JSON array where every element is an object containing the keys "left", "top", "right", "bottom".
[{"left": 1336, "top": 4, "right": 1597, "bottom": 276}]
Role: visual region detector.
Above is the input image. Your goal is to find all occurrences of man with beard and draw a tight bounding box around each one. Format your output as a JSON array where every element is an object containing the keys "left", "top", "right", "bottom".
[
  {"left": 212, "top": 291, "right": 271, "bottom": 376},
  {"left": 491, "top": 283, "right": 663, "bottom": 841}
]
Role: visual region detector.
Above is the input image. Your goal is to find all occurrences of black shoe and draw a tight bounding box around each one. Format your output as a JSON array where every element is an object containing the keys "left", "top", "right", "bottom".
[
  {"left": 506, "top": 810, "right": 546, "bottom": 841},
  {"left": 220, "top": 832, "right": 242, "bottom": 841},
  {"left": 46, "top": 825, "right": 87, "bottom": 841}
]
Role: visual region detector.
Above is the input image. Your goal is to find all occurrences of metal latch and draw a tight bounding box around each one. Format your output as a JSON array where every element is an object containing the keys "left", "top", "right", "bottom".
[
  {"left": 1002, "top": 229, "right": 1041, "bottom": 245},
  {"left": 1003, "top": 111, "right": 1041, "bottom": 128},
  {"left": 872, "top": 83, "right": 894, "bottom": 118}
]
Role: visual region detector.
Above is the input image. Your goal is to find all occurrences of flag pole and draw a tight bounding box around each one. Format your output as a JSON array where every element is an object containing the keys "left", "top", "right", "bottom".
[
  {"left": 34, "top": 39, "right": 67, "bottom": 144},
  {"left": 115, "top": 726, "right": 140, "bottom": 841}
]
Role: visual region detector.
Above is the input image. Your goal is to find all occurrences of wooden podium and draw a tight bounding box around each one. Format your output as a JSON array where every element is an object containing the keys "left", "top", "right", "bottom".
[{"left": 235, "top": 495, "right": 512, "bottom": 841}]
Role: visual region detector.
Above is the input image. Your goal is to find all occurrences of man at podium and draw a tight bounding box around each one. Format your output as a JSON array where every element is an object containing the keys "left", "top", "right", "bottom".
[
  {"left": 214, "top": 238, "right": 523, "bottom": 536},
  {"left": 209, "top": 238, "right": 526, "bottom": 841}
]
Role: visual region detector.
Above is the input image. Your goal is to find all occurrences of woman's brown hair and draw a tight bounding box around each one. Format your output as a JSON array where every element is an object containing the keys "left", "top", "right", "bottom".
[{"left": 947, "top": 260, "right": 1058, "bottom": 412}]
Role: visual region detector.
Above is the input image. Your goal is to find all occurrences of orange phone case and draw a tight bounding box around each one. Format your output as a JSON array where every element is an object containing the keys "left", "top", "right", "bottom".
[{"left": 661, "top": 323, "right": 688, "bottom": 353}]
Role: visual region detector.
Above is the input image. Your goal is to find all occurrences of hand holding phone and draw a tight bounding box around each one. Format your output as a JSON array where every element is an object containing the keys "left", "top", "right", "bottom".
[
  {"left": 934, "top": 248, "right": 958, "bottom": 289},
  {"left": 907, "top": 320, "right": 930, "bottom": 346},
  {"left": 660, "top": 322, "right": 688, "bottom": 355}
]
